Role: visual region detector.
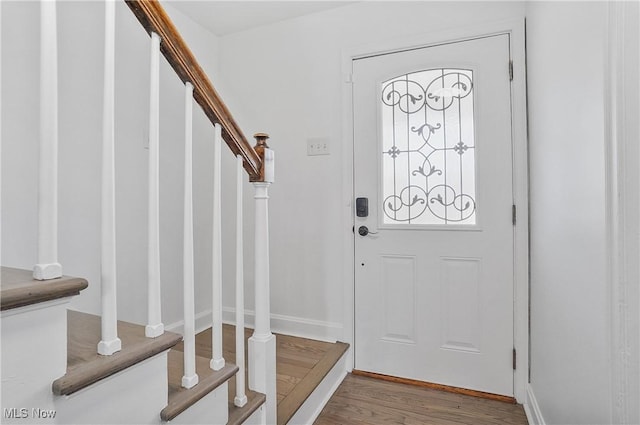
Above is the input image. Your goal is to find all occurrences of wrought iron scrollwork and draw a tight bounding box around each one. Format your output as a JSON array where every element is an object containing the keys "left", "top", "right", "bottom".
[
  {"left": 383, "top": 186, "right": 428, "bottom": 222},
  {"left": 381, "top": 69, "right": 477, "bottom": 225}
]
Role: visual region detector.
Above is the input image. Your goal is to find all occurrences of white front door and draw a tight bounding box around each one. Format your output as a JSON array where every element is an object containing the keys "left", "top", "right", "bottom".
[{"left": 353, "top": 34, "right": 515, "bottom": 396}]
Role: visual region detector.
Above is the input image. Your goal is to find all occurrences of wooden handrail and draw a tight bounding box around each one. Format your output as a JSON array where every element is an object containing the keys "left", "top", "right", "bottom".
[{"left": 125, "top": 0, "right": 263, "bottom": 180}]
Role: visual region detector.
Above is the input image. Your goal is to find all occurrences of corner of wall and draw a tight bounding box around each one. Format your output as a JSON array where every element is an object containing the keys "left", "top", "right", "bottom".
[{"left": 524, "top": 384, "right": 546, "bottom": 425}]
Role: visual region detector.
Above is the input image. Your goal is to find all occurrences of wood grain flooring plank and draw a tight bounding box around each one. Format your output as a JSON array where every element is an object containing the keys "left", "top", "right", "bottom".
[
  {"left": 277, "top": 374, "right": 303, "bottom": 386},
  {"left": 314, "top": 412, "right": 373, "bottom": 425},
  {"left": 278, "top": 342, "right": 349, "bottom": 425},
  {"left": 315, "top": 374, "right": 528, "bottom": 425}
]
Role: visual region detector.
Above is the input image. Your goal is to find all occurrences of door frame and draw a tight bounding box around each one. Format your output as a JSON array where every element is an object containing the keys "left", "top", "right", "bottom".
[{"left": 339, "top": 19, "right": 529, "bottom": 403}]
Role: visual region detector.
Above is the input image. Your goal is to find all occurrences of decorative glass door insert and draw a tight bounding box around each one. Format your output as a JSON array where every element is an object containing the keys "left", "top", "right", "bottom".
[{"left": 381, "top": 68, "right": 476, "bottom": 225}]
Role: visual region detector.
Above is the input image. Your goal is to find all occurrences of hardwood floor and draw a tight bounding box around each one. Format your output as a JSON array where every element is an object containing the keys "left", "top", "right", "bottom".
[
  {"left": 174, "top": 326, "right": 525, "bottom": 424},
  {"left": 315, "top": 374, "right": 528, "bottom": 425}
]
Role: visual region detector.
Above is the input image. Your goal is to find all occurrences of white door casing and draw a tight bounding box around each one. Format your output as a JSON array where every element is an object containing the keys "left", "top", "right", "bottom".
[{"left": 353, "top": 34, "right": 515, "bottom": 396}]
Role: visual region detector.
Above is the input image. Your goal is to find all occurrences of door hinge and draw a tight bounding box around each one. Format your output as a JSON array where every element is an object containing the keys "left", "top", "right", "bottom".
[
  {"left": 512, "top": 204, "right": 517, "bottom": 225},
  {"left": 513, "top": 348, "right": 517, "bottom": 370},
  {"left": 509, "top": 60, "right": 514, "bottom": 81}
]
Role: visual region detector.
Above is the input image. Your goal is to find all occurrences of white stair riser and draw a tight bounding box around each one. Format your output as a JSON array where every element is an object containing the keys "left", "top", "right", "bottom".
[
  {"left": 54, "top": 354, "right": 168, "bottom": 425},
  {"left": 1, "top": 300, "right": 69, "bottom": 424},
  {"left": 166, "top": 382, "right": 228, "bottom": 424},
  {"left": 239, "top": 405, "right": 266, "bottom": 425}
]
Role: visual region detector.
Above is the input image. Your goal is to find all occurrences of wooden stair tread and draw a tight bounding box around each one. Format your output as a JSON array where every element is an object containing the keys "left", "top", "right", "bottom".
[
  {"left": 52, "top": 310, "right": 182, "bottom": 395},
  {"left": 227, "top": 389, "right": 266, "bottom": 425},
  {"left": 1, "top": 267, "right": 88, "bottom": 311},
  {"left": 172, "top": 325, "right": 266, "bottom": 424},
  {"left": 162, "top": 350, "right": 239, "bottom": 421},
  {"left": 277, "top": 341, "right": 349, "bottom": 425},
  {"left": 178, "top": 324, "right": 350, "bottom": 424}
]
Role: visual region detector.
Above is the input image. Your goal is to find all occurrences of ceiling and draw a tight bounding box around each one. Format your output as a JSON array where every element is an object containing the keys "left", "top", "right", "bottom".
[{"left": 166, "top": 1, "right": 356, "bottom": 36}]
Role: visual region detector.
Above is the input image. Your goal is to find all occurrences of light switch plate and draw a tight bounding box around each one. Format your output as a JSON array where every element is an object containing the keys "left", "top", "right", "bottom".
[{"left": 307, "top": 138, "right": 330, "bottom": 156}]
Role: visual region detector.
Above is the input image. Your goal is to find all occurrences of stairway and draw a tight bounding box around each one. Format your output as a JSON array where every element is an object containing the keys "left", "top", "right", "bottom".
[
  {"left": 3, "top": 0, "right": 280, "bottom": 422},
  {"left": 1, "top": 267, "right": 266, "bottom": 424},
  {"left": 173, "top": 325, "right": 350, "bottom": 425},
  {"left": 1, "top": 264, "right": 350, "bottom": 425}
]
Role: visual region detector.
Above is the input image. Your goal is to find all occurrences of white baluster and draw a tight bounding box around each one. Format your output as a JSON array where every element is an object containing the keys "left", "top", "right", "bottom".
[
  {"left": 33, "top": 0, "right": 62, "bottom": 281},
  {"left": 234, "top": 155, "right": 247, "bottom": 407},
  {"left": 146, "top": 32, "right": 164, "bottom": 338},
  {"left": 182, "top": 82, "right": 198, "bottom": 389},
  {"left": 98, "top": 0, "right": 121, "bottom": 356},
  {"left": 249, "top": 135, "right": 276, "bottom": 424},
  {"left": 210, "top": 124, "right": 225, "bottom": 371},
  {"left": 0, "top": 3, "right": 2, "bottom": 252}
]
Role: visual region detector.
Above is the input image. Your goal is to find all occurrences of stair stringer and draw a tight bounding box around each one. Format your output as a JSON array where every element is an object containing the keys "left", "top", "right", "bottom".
[
  {"left": 1, "top": 299, "right": 69, "bottom": 425},
  {"left": 53, "top": 352, "right": 169, "bottom": 425}
]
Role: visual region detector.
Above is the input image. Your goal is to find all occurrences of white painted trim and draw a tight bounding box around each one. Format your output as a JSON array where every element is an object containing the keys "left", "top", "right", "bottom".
[
  {"left": 524, "top": 384, "right": 546, "bottom": 425},
  {"left": 234, "top": 155, "right": 247, "bottom": 407},
  {"left": 605, "top": 3, "right": 624, "bottom": 422},
  {"left": 146, "top": 31, "right": 164, "bottom": 339},
  {"left": 286, "top": 349, "right": 348, "bottom": 425},
  {"left": 508, "top": 18, "right": 530, "bottom": 406},
  {"left": 98, "top": 0, "right": 120, "bottom": 357},
  {"left": 0, "top": 1, "right": 2, "bottom": 270},
  {"left": 223, "top": 307, "right": 343, "bottom": 343},
  {"left": 605, "top": 3, "right": 639, "bottom": 423},
  {"left": 165, "top": 309, "right": 214, "bottom": 336},
  {"left": 340, "top": 31, "right": 356, "bottom": 375},
  {"left": 35, "top": 0, "right": 62, "bottom": 281},
  {"left": 182, "top": 82, "right": 198, "bottom": 389},
  {"left": 250, "top": 180, "right": 277, "bottom": 424},
  {"left": 340, "top": 18, "right": 529, "bottom": 402},
  {"left": 212, "top": 123, "right": 224, "bottom": 371},
  {"left": 166, "top": 308, "right": 344, "bottom": 343}
]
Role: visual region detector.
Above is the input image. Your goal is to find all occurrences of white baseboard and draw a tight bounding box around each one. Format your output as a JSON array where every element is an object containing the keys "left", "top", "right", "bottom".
[
  {"left": 222, "top": 307, "right": 343, "bottom": 343},
  {"left": 165, "top": 310, "right": 213, "bottom": 336},
  {"left": 524, "top": 384, "right": 546, "bottom": 425},
  {"left": 166, "top": 308, "right": 344, "bottom": 343}
]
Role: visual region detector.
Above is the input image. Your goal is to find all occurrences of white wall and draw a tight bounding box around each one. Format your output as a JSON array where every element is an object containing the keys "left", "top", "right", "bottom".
[
  {"left": 1, "top": 1, "right": 223, "bottom": 329},
  {"left": 526, "top": 2, "right": 612, "bottom": 423},
  {"left": 215, "top": 1, "right": 526, "bottom": 340}
]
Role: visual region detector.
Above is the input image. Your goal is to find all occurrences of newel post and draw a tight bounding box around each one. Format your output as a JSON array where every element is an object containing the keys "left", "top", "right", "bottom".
[{"left": 248, "top": 133, "right": 276, "bottom": 424}]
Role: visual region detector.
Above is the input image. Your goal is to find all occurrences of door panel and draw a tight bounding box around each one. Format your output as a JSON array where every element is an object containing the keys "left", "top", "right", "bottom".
[
  {"left": 380, "top": 255, "right": 416, "bottom": 343},
  {"left": 440, "top": 256, "right": 482, "bottom": 353},
  {"left": 353, "top": 34, "right": 514, "bottom": 396}
]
